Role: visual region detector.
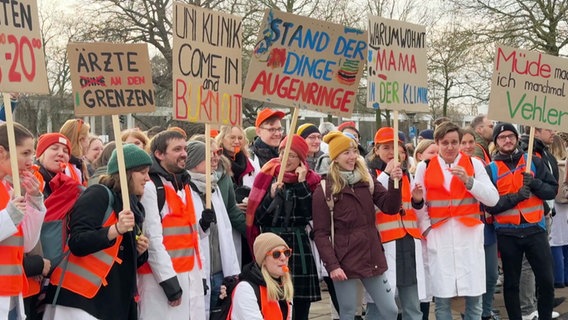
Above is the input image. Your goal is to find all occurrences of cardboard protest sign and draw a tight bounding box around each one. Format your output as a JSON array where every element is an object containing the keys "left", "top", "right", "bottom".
[
  {"left": 488, "top": 44, "right": 568, "bottom": 131},
  {"left": 367, "top": 16, "right": 427, "bottom": 113},
  {"left": 243, "top": 9, "right": 367, "bottom": 118},
  {"left": 173, "top": 3, "right": 242, "bottom": 126},
  {"left": 67, "top": 42, "right": 155, "bottom": 116},
  {"left": 0, "top": 0, "right": 48, "bottom": 93}
]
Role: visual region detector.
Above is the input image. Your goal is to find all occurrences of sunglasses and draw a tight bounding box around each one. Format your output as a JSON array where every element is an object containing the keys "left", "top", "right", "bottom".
[{"left": 266, "top": 248, "right": 292, "bottom": 259}]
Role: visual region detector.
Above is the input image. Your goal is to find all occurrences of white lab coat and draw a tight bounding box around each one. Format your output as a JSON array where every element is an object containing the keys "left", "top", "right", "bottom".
[
  {"left": 191, "top": 185, "right": 241, "bottom": 317},
  {"left": 138, "top": 178, "right": 205, "bottom": 320},
  {"left": 0, "top": 186, "right": 45, "bottom": 320},
  {"left": 412, "top": 154, "right": 498, "bottom": 298},
  {"left": 376, "top": 172, "right": 426, "bottom": 300}
]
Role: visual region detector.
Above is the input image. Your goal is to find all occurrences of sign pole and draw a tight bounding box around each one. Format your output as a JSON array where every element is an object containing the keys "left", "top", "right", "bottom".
[
  {"left": 525, "top": 126, "right": 536, "bottom": 173},
  {"left": 112, "top": 115, "right": 132, "bottom": 231},
  {"left": 3, "top": 94, "right": 20, "bottom": 196},
  {"left": 276, "top": 107, "right": 299, "bottom": 185},
  {"left": 205, "top": 123, "right": 212, "bottom": 209},
  {"left": 393, "top": 110, "right": 400, "bottom": 189}
]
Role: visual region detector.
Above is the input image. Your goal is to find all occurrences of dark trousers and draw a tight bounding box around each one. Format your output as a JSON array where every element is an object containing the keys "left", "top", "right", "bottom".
[
  {"left": 498, "top": 231, "right": 554, "bottom": 320},
  {"left": 292, "top": 300, "right": 311, "bottom": 320}
]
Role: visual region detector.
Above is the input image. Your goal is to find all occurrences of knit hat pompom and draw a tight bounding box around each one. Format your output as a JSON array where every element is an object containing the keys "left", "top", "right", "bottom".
[
  {"left": 107, "top": 144, "right": 152, "bottom": 175},
  {"left": 185, "top": 140, "right": 206, "bottom": 170},
  {"left": 279, "top": 134, "right": 309, "bottom": 161},
  {"left": 253, "top": 232, "right": 289, "bottom": 266},
  {"left": 323, "top": 131, "right": 357, "bottom": 160},
  {"left": 36, "top": 133, "right": 71, "bottom": 158}
]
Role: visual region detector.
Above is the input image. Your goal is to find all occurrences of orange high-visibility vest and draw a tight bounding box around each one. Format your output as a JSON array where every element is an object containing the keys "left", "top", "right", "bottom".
[
  {"left": 475, "top": 143, "right": 491, "bottom": 165},
  {"left": 23, "top": 276, "right": 40, "bottom": 298},
  {"left": 49, "top": 211, "right": 122, "bottom": 299},
  {"left": 492, "top": 155, "right": 544, "bottom": 225},
  {"left": 375, "top": 170, "right": 422, "bottom": 242},
  {"left": 139, "top": 184, "right": 201, "bottom": 274},
  {"left": 424, "top": 155, "right": 482, "bottom": 229},
  {"left": 0, "top": 181, "right": 26, "bottom": 296},
  {"left": 228, "top": 284, "right": 291, "bottom": 320},
  {"left": 258, "top": 286, "right": 291, "bottom": 320}
]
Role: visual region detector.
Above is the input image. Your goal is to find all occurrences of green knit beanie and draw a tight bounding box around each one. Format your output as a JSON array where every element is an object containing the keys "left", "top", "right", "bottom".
[{"left": 107, "top": 144, "right": 152, "bottom": 175}]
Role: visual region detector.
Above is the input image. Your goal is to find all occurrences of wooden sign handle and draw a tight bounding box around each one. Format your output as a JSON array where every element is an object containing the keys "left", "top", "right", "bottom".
[
  {"left": 112, "top": 115, "right": 132, "bottom": 231},
  {"left": 276, "top": 107, "right": 299, "bottom": 185},
  {"left": 3, "top": 94, "right": 20, "bottom": 197},
  {"left": 393, "top": 110, "right": 399, "bottom": 189},
  {"left": 525, "top": 126, "right": 535, "bottom": 173},
  {"left": 205, "top": 123, "right": 212, "bottom": 210}
]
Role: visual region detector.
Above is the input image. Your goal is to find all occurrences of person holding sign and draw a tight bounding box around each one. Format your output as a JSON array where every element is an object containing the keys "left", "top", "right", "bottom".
[
  {"left": 0, "top": 122, "right": 46, "bottom": 320},
  {"left": 312, "top": 132, "right": 402, "bottom": 320},
  {"left": 247, "top": 134, "right": 321, "bottom": 320},
  {"left": 412, "top": 121, "right": 498, "bottom": 320},
  {"left": 484, "top": 123, "right": 557, "bottom": 320},
  {"left": 44, "top": 144, "right": 151, "bottom": 320},
  {"left": 366, "top": 127, "right": 425, "bottom": 320},
  {"left": 137, "top": 130, "right": 205, "bottom": 320}
]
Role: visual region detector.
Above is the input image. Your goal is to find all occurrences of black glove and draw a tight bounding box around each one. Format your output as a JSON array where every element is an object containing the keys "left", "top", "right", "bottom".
[
  {"left": 199, "top": 208, "right": 217, "bottom": 231},
  {"left": 522, "top": 172, "right": 535, "bottom": 187},
  {"left": 159, "top": 276, "right": 183, "bottom": 302},
  {"left": 203, "top": 278, "right": 209, "bottom": 295},
  {"left": 517, "top": 185, "right": 531, "bottom": 200}
]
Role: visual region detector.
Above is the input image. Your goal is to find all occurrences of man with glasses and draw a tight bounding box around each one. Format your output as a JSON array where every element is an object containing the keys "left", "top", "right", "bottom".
[
  {"left": 485, "top": 123, "right": 557, "bottom": 320},
  {"left": 471, "top": 114, "right": 494, "bottom": 164},
  {"left": 251, "top": 108, "right": 285, "bottom": 169},
  {"left": 412, "top": 121, "right": 498, "bottom": 320}
]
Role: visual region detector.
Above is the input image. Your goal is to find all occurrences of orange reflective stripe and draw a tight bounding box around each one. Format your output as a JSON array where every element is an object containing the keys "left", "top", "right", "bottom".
[
  {"left": 139, "top": 183, "right": 201, "bottom": 274},
  {"left": 0, "top": 182, "right": 25, "bottom": 296},
  {"left": 493, "top": 156, "right": 544, "bottom": 225},
  {"left": 376, "top": 173, "right": 422, "bottom": 242},
  {"left": 49, "top": 212, "right": 121, "bottom": 298},
  {"left": 424, "top": 154, "right": 483, "bottom": 229}
]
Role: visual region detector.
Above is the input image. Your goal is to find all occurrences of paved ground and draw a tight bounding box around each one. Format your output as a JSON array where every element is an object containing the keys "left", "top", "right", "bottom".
[{"left": 309, "top": 284, "right": 568, "bottom": 319}]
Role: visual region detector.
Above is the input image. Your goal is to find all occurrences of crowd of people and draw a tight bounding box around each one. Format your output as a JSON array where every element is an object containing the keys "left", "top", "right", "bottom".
[{"left": 1, "top": 108, "right": 567, "bottom": 320}]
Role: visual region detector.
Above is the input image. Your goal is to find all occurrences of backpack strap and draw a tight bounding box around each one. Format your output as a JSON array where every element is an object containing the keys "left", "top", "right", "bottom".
[
  {"left": 320, "top": 180, "right": 335, "bottom": 248},
  {"left": 149, "top": 173, "right": 166, "bottom": 216}
]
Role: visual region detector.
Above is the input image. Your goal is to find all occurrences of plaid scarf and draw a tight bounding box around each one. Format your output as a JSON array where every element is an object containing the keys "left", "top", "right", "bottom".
[{"left": 245, "top": 158, "right": 320, "bottom": 254}]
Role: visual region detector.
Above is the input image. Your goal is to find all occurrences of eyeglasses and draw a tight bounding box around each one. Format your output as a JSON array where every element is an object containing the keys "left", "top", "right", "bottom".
[
  {"left": 266, "top": 248, "right": 292, "bottom": 259},
  {"left": 279, "top": 151, "right": 299, "bottom": 160},
  {"left": 496, "top": 133, "right": 517, "bottom": 142},
  {"left": 305, "top": 134, "right": 321, "bottom": 141},
  {"left": 260, "top": 126, "right": 284, "bottom": 134}
]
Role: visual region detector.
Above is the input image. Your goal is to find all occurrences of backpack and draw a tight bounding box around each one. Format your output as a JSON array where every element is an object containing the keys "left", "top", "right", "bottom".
[
  {"left": 40, "top": 172, "right": 86, "bottom": 272},
  {"left": 210, "top": 275, "right": 261, "bottom": 320}
]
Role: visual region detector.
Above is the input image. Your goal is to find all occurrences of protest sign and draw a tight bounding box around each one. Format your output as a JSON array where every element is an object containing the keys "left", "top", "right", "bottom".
[
  {"left": 0, "top": 0, "right": 48, "bottom": 94},
  {"left": 367, "top": 15, "right": 427, "bottom": 113},
  {"left": 243, "top": 9, "right": 367, "bottom": 118},
  {"left": 67, "top": 42, "right": 155, "bottom": 116},
  {"left": 488, "top": 44, "right": 568, "bottom": 131},
  {"left": 173, "top": 3, "right": 242, "bottom": 126}
]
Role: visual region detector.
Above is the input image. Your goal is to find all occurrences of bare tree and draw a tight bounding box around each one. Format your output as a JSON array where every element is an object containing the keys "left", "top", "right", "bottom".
[{"left": 449, "top": 0, "right": 568, "bottom": 56}]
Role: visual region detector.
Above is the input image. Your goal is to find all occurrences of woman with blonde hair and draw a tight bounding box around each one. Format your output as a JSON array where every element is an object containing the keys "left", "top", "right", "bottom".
[
  {"left": 229, "top": 232, "right": 293, "bottom": 319},
  {"left": 216, "top": 125, "right": 255, "bottom": 189},
  {"left": 550, "top": 134, "right": 568, "bottom": 288},
  {"left": 312, "top": 132, "right": 402, "bottom": 320},
  {"left": 59, "top": 119, "right": 91, "bottom": 184},
  {"left": 409, "top": 139, "right": 438, "bottom": 175},
  {"left": 121, "top": 128, "right": 149, "bottom": 151}
]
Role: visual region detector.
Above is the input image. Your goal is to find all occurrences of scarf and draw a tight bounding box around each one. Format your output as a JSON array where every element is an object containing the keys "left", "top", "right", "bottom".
[
  {"left": 251, "top": 139, "right": 279, "bottom": 167},
  {"left": 225, "top": 149, "right": 254, "bottom": 185},
  {"left": 245, "top": 158, "right": 321, "bottom": 254},
  {"left": 187, "top": 171, "right": 218, "bottom": 194},
  {"left": 339, "top": 170, "right": 363, "bottom": 185}
]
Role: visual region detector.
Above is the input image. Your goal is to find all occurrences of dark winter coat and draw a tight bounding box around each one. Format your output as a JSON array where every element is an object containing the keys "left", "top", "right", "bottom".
[
  {"left": 312, "top": 177, "right": 401, "bottom": 279},
  {"left": 45, "top": 184, "right": 148, "bottom": 320}
]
